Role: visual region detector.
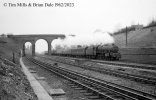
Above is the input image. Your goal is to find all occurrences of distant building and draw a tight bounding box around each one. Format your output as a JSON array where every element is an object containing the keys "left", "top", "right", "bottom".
[
  {"left": 131, "top": 24, "right": 143, "bottom": 30},
  {"left": 69, "top": 34, "right": 75, "bottom": 37}
]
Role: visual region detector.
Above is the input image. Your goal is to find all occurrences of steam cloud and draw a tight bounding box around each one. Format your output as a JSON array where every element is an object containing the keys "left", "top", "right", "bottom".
[{"left": 52, "top": 30, "right": 114, "bottom": 50}]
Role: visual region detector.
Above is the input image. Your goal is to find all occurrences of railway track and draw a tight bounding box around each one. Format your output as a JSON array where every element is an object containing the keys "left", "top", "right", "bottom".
[
  {"left": 26, "top": 57, "right": 156, "bottom": 100},
  {"left": 91, "top": 60, "right": 156, "bottom": 70},
  {"left": 40, "top": 56, "right": 156, "bottom": 85},
  {"left": 50, "top": 55, "right": 156, "bottom": 70}
]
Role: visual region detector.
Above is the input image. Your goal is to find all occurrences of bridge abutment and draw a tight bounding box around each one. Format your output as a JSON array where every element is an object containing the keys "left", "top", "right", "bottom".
[{"left": 22, "top": 44, "right": 26, "bottom": 57}]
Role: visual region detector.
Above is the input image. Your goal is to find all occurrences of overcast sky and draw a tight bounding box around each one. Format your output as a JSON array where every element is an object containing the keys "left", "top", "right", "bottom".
[{"left": 0, "top": 0, "right": 156, "bottom": 35}]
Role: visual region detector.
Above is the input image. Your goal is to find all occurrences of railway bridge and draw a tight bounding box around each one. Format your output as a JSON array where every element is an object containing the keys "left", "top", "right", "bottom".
[{"left": 7, "top": 34, "right": 65, "bottom": 56}]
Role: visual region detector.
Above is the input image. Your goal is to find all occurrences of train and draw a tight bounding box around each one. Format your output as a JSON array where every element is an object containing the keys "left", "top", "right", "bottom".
[{"left": 51, "top": 43, "right": 121, "bottom": 60}]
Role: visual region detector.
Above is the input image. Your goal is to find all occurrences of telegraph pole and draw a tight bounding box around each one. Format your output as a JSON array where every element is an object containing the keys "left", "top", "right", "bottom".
[{"left": 125, "top": 27, "right": 128, "bottom": 47}]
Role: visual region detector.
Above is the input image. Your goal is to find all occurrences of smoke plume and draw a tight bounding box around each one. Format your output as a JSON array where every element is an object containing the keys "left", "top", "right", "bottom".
[{"left": 52, "top": 30, "right": 114, "bottom": 50}]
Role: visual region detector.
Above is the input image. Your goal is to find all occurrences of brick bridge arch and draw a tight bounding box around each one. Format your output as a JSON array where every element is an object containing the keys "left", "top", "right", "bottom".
[{"left": 8, "top": 34, "right": 65, "bottom": 56}]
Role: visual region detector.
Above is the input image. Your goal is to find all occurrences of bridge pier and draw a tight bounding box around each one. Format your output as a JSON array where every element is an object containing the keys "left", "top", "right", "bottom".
[
  {"left": 32, "top": 42, "right": 35, "bottom": 56},
  {"left": 23, "top": 39, "right": 53, "bottom": 56},
  {"left": 48, "top": 41, "right": 52, "bottom": 55}
]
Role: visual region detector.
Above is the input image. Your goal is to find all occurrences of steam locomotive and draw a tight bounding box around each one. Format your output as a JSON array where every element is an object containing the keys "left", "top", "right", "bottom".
[{"left": 52, "top": 44, "right": 121, "bottom": 60}]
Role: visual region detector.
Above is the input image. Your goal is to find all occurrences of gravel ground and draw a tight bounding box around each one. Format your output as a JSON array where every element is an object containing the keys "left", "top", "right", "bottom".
[
  {"left": 0, "top": 58, "right": 38, "bottom": 100},
  {"left": 36, "top": 56, "right": 156, "bottom": 95},
  {"left": 23, "top": 57, "right": 94, "bottom": 100}
]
